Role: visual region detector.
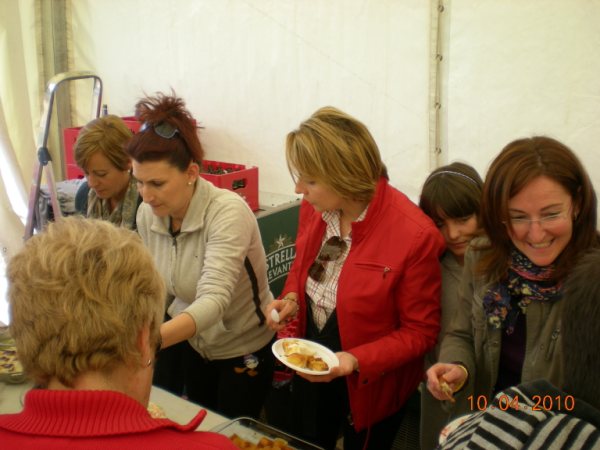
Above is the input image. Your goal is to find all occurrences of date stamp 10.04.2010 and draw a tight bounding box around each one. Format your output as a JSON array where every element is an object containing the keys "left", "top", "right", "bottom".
[{"left": 468, "top": 394, "right": 576, "bottom": 412}]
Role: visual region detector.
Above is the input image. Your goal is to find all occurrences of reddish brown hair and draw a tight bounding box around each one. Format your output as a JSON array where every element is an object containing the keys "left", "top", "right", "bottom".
[
  {"left": 126, "top": 92, "right": 203, "bottom": 171},
  {"left": 477, "top": 136, "right": 599, "bottom": 282}
]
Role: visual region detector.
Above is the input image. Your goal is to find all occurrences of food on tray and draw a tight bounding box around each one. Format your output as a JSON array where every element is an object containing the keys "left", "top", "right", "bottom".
[
  {"left": 439, "top": 376, "right": 455, "bottom": 403},
  {"left": 215, "top": 416, "right": 322, "bottom": 450},
  {"left": 282, "top": 339, "right": 329, "bottom": 372},
  {"left": 230, "top": 433, "right": 293, "bottom": 449},
  {"left": 0, "top": 343, "right": 26, "bottom": 383}
]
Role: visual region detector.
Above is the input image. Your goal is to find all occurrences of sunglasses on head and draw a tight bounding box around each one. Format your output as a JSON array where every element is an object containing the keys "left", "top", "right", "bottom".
[
  {"left": 308, "top": 236, "right": 347, "bottom": 282},
  {"left": 140, "top": 121, "right": 179, "bottom": 139}
]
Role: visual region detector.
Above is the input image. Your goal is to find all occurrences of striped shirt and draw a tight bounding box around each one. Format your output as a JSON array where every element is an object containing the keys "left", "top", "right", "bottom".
[
  {"left": 305, "top": 208, "right": 367, "bottom": 330},
  {"left": 439, "top": 380, "right": 600, "bottom": 449}
]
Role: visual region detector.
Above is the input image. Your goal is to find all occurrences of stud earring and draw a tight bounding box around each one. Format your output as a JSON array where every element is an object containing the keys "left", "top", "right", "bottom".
[{"left": 146, "top": 359, "right": 152, "bottom": 367}]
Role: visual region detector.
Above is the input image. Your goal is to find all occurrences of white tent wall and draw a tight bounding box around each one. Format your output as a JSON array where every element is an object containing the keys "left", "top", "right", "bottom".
[
  {"left": 70, "top": 0, "right": 432, "bottom": 200},
  {"left": 68, "top": 0, "right": 600, "bottom": 204},
  {"left": 441, "top": 0, "right": 600, "bottom": 191}
]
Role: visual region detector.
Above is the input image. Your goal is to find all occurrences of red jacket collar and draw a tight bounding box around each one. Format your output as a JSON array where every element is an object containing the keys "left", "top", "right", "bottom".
[
  {"left": 0, "top": 389, "right": 206, "bottom": 437},
  {"left": 341, "top": 177, "right": 389, "bottom": 244}
]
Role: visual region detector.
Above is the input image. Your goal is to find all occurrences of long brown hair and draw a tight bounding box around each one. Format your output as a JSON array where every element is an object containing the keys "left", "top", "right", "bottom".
[{"left": 478, "top": 136, "right": 599, "bottom": 282}]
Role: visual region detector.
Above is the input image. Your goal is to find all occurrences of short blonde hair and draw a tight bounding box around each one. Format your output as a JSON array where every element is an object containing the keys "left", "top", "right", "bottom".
[
  {"left": 286, "top": 106, "right": 387, "bottom": 202},
  {"left": 7, "top": 217, "right": 165, "bottom": 387},
  {"left": 74, "top": 115, "right": 133, "bottom": 171}
]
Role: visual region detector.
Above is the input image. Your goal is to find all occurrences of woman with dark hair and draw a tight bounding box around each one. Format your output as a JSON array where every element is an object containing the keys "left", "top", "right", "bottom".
[
  {"left": 418, "top": 162, "right": 484, "bottom": 449},
  {"left": 127, "top": 93, "right": 275, "bottom": 419},
  {"left": 426, "top": 137, "right": 600, "bottom": 442}
]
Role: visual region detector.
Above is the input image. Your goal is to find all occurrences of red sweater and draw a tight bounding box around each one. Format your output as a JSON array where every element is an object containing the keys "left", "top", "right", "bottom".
[
  {"left": 0, "top": 389, "right": 237, "bottom": 449},
  {"left": 282, "top": 177, "right": 445, "bottom": 431}
]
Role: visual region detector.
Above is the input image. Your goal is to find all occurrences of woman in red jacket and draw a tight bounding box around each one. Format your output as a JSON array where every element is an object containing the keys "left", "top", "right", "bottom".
[{"left": 266, "top": 106, "right": 445, "bottom": 450}]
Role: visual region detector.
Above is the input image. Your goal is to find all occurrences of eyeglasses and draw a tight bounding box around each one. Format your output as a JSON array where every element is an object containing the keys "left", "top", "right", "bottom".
[
  {"left": 503, "top": 209, "right": 571, "bottom": 232},
  {"left": 140, "top": 121, "right": 179, "bottom": 139},
  {"left": 308, "top": 236, "right": 347, "bottom": 282}
]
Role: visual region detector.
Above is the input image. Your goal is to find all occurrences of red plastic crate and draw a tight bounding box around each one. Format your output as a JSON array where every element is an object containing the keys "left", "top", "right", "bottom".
[
  {"left": 62, "top": 127, "right": 85, "bottom": 179},
  {"left": 201, "top": 160, "right": 259, "bottom": 211},
  {"left": 119, "top": 116, "right": 143, "bottom": 133},
  {"left": 62, "top": 116, "right": 142, "bottom": 179}
]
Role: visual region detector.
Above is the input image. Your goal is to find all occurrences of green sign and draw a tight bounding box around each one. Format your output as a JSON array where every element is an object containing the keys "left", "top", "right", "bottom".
[{"left": 256, "top": 199, "right": 300, "bottom": 298}]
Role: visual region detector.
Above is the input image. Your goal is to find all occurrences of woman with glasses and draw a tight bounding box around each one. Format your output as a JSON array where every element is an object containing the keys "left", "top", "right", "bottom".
[
  {"left": 265, "top": 106, "right": 446, "bottom": 450},
  {"left": 74, "top": 115, "right": 140, "bottom": 229},
  {"left": 126, "top": 93, "right": 275, "bottom": 419},
  {"left": 425, "top": 136, "right": 600, "bottom": 439},
  {"left": 418, "top": 162, "right": 484, "bottom": 450}
]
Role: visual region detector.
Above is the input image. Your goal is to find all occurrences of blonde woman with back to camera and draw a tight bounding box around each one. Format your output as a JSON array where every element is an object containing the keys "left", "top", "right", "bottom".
[
  {"left": 426, "top": 136, "right": 600, "bottom": 446},
  {"left": 0, "top": 217, "right": 236, "bottom": 449}
]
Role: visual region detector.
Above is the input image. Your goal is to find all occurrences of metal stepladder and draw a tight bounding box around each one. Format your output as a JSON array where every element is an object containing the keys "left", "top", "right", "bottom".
[{"left": 24, "top": 71, "right": 103, "bottom": 240}]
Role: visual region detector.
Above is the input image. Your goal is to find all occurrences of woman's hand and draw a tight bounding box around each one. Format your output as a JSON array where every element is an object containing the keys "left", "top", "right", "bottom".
[
  {"left": 296, "top": 351, "right": 358, "bottom": 383},
  {"left": 265, "top": 294, "right": 299, "bottom": 331},
  {"left": 426, "top": 362, "right": 468, "bottom": 401}
]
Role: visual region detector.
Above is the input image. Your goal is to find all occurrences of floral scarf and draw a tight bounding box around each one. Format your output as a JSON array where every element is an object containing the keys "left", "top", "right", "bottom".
[{"left": 482, "top": 248, "right": 562, "bottom": 334}]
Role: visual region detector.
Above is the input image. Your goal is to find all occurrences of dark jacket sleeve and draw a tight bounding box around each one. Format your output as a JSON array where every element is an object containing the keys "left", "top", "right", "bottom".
[{"left": 74, "top": 181, "right": 89, "bottom": 215}]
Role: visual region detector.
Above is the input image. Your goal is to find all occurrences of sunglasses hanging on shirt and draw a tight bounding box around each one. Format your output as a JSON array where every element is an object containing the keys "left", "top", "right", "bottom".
[{"left": 308, "top": 236, "right": 347, "bottom": 282}]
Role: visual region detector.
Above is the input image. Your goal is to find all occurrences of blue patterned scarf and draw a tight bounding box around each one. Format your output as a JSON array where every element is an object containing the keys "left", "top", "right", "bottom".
[{"left": 483, "top": 248, "right": 562, "bottom": 334}]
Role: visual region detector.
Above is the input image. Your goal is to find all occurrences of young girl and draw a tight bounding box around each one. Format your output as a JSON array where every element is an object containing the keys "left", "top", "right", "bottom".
[{"left": 418, "top": 162, "right": 483, "bottom": 449}]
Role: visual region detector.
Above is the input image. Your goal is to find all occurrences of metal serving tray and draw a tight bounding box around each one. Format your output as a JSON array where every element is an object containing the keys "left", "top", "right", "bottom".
[
  {"left": 0, "top": 329, "right": 27, "bottom": 384},
  {"left": 212, "top": 416, "right": 323, "bottom": 450}
]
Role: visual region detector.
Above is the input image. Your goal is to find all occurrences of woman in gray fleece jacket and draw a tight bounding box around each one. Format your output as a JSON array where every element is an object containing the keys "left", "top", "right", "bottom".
[{"left": 126, "top": 93, "right": 275, "bottom": 419}]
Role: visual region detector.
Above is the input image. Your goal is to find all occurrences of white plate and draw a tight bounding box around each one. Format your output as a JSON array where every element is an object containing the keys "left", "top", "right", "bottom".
[{"left": 272, "top": 338, "right": 339, "bottom": 375}]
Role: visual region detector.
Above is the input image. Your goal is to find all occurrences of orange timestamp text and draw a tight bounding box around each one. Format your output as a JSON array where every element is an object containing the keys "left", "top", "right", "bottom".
[{"left": 468, "top": 394, "right": 576, "bottom": 412}]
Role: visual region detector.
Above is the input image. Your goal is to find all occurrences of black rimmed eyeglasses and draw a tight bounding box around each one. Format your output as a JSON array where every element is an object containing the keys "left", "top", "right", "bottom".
[
  {"left": 308, "top": 236, "right": 347, "bottom": 282},
  {"left": 140, "top": 121, "right": 179, "bottom": 139}
]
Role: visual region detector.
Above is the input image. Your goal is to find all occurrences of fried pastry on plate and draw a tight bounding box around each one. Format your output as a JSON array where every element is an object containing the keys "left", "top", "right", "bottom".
[
  {"left": 286, "top": 352, "right": 309, "bottom": 367},
  {"left": 282, "top": 339, "right": 315, "bottom": 357},
  {"left": 307, "top": 357, "right": 329, "bottom": 371}
]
